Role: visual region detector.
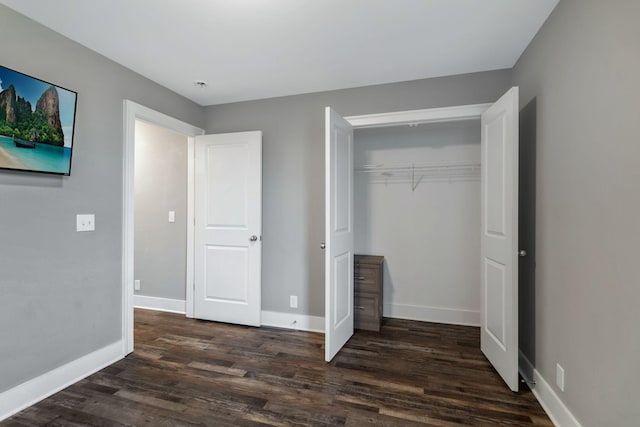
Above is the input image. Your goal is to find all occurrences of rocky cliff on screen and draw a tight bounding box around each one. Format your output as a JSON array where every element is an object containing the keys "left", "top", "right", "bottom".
[{"left": 0, "top": 84, "right": 64, "bottom": 146}]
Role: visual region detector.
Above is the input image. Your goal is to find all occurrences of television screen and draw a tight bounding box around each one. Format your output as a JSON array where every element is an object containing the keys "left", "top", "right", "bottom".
[{"left": 0, "top": 65, "right": 77, "bottom": 175}]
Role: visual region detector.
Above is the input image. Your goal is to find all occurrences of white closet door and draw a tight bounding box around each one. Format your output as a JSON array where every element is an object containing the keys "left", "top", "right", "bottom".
[
  {"left": 324, "top": 107, "right": 355, "bottom": 362},
  {"left": 194, "top": 131, "right": 262, "bottom": 326},
  {"left": 481, "top": 87, "right": 520, "bottom": 391}
]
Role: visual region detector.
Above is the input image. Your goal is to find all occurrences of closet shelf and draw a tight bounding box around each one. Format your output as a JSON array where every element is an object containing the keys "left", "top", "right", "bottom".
[{"left": 355, "top": 161, "right": 481, "bottom": 190}]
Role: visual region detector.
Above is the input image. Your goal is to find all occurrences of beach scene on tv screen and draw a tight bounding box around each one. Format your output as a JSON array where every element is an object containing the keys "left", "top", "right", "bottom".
[{"left": 0, "top": 66, "right": 76, "bottom": 174}]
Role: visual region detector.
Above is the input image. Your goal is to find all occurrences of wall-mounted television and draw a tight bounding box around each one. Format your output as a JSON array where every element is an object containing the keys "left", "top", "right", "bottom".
[{"left": 0, "top": 65, "right": 77, "bottom": 176}]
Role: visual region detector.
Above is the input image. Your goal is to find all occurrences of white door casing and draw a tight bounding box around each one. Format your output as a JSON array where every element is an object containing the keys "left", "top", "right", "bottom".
[
  {"left": 194, "top": 131, "right": 262, "bottom": 326},
  {"left": 480, "top": 87, "right": 519, "bottom": 391},
  {"left": 123, "top": 100, "right": 204, "bottom": 355},
  {"left": 325, "top": 107, "right": 355, "bottom": 362}
]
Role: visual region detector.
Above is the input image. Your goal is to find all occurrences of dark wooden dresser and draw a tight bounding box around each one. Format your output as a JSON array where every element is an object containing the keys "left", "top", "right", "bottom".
[{"left": 354, "top": 255, "right": 384, "bottom": 332}]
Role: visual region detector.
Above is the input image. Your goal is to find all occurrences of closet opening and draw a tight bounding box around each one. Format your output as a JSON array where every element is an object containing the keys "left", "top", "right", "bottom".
[{"left": 353, "top": 119, "right": 482, "bottom": 327}]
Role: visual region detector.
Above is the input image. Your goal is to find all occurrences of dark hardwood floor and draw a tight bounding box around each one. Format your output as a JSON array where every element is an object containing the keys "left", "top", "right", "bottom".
[{"left": 4, "top": 309, "right": 552, "bottom": 426}]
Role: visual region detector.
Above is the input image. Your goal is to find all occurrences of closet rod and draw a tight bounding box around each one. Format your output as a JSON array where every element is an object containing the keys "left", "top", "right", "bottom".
[
  {"left": 355, "top": 160, "right": 480, "bottom": 173},
  {"left": 355, "top": 161, "right": 481, "bottom": 191}
]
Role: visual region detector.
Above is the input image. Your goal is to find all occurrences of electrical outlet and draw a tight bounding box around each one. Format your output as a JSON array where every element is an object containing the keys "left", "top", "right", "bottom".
[
  {"left": 556, "top": 363, "right": 565, "bottom": 392},
  {"left": 76, "top": 214, "right": 95, "bottom": 232},
  {"left": 290, "top": 295, "right": 298, "bottom": 308},
  {"left": 134, "top": 280, "right": 141, "bottom": 291}
]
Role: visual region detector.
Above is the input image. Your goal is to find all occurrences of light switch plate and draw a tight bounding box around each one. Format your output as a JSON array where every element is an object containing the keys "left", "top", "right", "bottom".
[
  {"left": 168, "top": 211, "right": 176, "bottom": 223},
  {"left": 76, "top": 214, "right": 95, "bottom": 232}
]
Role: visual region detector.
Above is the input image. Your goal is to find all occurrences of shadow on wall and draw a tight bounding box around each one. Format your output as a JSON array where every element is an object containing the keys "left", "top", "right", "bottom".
[
  {"left": 518, "top": 97, "right": 537, "bottom": 377},
  {"left": 0, "top": 168, "right": 64, "bottom": 188}
]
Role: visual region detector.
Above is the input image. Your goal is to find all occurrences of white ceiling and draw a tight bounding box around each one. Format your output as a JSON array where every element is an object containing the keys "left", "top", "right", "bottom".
[{"left": 1, "top": 0, "right": 559, "bottom": 106}]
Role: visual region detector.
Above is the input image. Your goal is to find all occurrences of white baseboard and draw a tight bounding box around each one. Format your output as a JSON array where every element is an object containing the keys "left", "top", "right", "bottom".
[
  {"left": 0, "top": 340, "right": 123, "bottom": 421},
  {"left": 519, "top": 351, "right": 583, "bottom": 427},
  {"left": 261, "top": 310, "right": 324, "bottom": 333},
  {"left": 383, "top": 303, "right": 480, "bottom": 326},
  {"left": 134, "top": 295, "right": 186, "bottom": 314}
]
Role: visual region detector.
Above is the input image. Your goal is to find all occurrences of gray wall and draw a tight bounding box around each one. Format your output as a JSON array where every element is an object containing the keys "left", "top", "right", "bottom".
[
  {"left": 134, "top": 121, "right": 188, "bottom": 301},
  {"left": 512, "top": 0, "right": 640, "bottom": 425},
  {"left": 203, "top": 70, "right": 512, "bottom": 316},
  {"left": 0, "top": 6, "right": 202, "bottom": 393}
]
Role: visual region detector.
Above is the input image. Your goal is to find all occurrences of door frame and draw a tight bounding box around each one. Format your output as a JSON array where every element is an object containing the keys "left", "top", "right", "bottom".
[
  {"left": 344, "top": 103, "right": 491, "bottom": 129},
  {"left": 324, "top": 102, "right": 492, "bottom": 358},
  {"left": 122, "top": 100, "right": 204, "bottom": 355}
]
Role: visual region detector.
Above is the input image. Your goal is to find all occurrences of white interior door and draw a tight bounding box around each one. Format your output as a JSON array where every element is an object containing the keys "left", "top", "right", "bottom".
[
  {"left": 481, "top": 87, "right": 520, "bottom": 391},
  {"left": 194, "top": 131, "right": 262, "bottom": 326},
  {"left": 325, "top": 107, "right": 355, "bottom": 362}
]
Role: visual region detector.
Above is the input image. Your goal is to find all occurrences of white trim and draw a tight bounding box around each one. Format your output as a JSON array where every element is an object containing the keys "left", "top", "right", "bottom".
[
  {"left": 185, "top": 136, "right": 195, "bottom": 318},
  {"left": 519, "top": 351, "right": 583, "bottom": 427},
  {"left": 261, "top": 311, "right": 325, "bottom": 333},
  {"left": 122, "top": 100, "right": 204, "bottom": 354},
  {"left": 384, "top": 303, "right": 480, "bottom": 327},
  {"left": 0, "top": 341, "right": 123, "bottom": 422},
  {"left": 134, "top": 295, "right": 186, "bottom": 314},
  {"left": 345, "top": 103, "right": 491, "bottom": 129}
]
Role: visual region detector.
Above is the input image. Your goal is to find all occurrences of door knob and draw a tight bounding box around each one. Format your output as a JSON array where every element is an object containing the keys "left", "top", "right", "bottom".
[
  {"left": 519, "top": 249, "right": 527, "bottom": 257},
  {"left": 320, "top": 242, "right": 326, "bottom": 250},
  {"left": 249, "top": 235, "right": 258, "bottom": 242}
]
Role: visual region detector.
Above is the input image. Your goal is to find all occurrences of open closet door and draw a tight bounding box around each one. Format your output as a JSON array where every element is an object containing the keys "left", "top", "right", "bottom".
[
  {"left": 481, "top": 87, "right": 520, "bottom": 391},
  {"left": 193, "top": 131, "right": 262, "bottom": 326},
  {"left": 324, "top": 107, "right": 355, "bottom": 362}
]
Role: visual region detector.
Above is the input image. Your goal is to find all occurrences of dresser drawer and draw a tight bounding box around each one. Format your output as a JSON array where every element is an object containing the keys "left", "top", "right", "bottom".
[
  {"left": 354, "top": 291, "right": 381, "bottom": 332},
  {"left": 354, "top": 264, "right": 380, "bottom": 293}
]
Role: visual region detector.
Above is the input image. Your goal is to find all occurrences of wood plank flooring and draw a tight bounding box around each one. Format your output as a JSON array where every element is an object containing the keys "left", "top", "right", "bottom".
[{"left": 4, "top": 309, "right": 553, "bottom": 426}]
